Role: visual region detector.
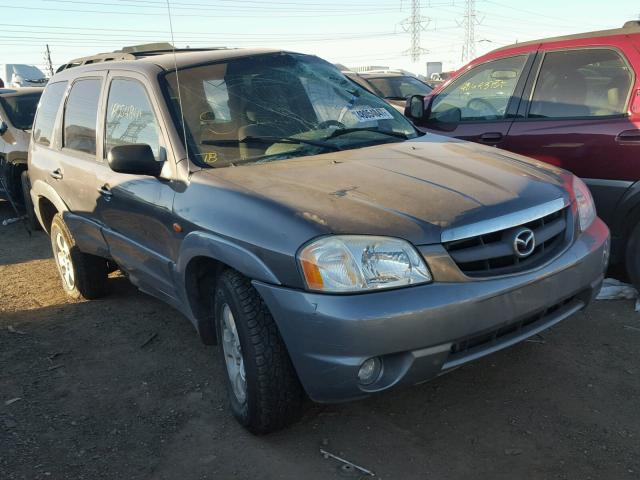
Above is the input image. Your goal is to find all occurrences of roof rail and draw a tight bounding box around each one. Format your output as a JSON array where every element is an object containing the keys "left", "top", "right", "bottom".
[
  {"left": 55, "top": 43, "right": 229, "bottom": 73},
  {"left": 491, "top": 21, "right": 640, "bottom": 55}
]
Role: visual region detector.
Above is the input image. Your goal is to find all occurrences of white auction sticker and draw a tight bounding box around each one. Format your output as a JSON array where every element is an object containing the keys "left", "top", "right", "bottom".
[{"left": 351, "top": 106, "right": 394, "bottom": 122}]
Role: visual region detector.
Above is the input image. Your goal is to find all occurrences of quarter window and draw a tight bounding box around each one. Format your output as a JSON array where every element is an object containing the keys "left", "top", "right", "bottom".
[
  {"left": 105, "top": 79, "right": 162, "bottom": 160},
  {"left": 64, "top": 78, "right": 102, "bottom": 155},
  {"left": 529, "top": 49, "right": 633, "bottom": 118},
  {"left": 430, "top": 55, "right": 527, "bottom": 122},
  {"left": 33, "top": 81, "right": 67, "bottom": 146}
]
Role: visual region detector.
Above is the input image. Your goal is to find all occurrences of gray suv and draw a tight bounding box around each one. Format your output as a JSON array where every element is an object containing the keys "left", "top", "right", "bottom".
[{"left": 28, "top": 48, "right": 610, "bottom": 433}]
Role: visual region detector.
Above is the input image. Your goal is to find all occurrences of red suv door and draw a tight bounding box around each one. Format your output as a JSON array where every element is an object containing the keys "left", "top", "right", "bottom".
[
  {"left": 501, "top": 41, "right": 640, "bottom": 227},
  {"left": 419, "top": 53, "right": 536, "bottom": 148}
]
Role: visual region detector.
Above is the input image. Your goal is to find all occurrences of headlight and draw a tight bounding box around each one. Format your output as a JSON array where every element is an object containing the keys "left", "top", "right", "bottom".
[
  {"left": 572, "top": 176, "right": 596, "bottom": 231},
  {"left": 298, "top": 235, "right": 432, "bottom": 292}
]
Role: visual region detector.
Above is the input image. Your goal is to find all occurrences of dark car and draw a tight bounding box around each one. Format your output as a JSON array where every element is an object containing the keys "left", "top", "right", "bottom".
[
  {"left": 406, "top": 21, "right": 640, "bottom": 287},
  {"left": 0, "top": 87, "right": 43, "bottom": 210},
  {"left": 344, "top": 71, "right": 432, "bottom": 110},
  {"left": 28, "top": 48, "right": 608, "bottom": 433}
]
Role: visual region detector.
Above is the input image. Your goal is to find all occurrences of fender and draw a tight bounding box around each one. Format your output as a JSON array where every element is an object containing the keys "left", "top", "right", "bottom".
[
  {"left": 612, "top": 181, "right": 640, "bottom": 234},
  {"left": 30, "top": 177, "right": 68, "bottom": 226},
  {"left": 175, "top": 230, "right": 281, "bottom": 327},
  {"left": 610, "top": 180, "right": 640, "bottom": 259},
  {"left": 176, "top": 230, "right": 281, "bottom": 285}
]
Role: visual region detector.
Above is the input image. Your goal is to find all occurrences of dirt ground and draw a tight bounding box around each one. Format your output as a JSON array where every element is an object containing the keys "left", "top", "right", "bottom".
[{"left": 1, "top": 200, "right": 639, "bottom": 480}]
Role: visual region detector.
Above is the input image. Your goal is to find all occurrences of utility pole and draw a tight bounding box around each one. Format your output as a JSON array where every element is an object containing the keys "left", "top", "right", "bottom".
[
  {"left": 44, "top": 44, "right": 54, "bottom": 77},
  {"left": 401, "top": 0, "right": 429, "bottom": 63},
  {"left": 460, "top": 0, "right": 479, "bottom": 63}
]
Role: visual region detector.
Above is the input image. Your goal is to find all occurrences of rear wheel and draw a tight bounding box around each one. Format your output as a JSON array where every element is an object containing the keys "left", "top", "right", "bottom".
[
  {"left": 213, "top": 269, "right": 303, "bottom": 434},
  {"left": 50, "top": 213, "right": 108, "bottom": 299},
  {"left": 625, "top": 222, "right": 640, "bottom": 290}
]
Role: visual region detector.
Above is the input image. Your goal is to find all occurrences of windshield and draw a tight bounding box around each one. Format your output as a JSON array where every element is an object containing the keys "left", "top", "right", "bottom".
[
  {"left": 163, "top": 53, "right": 418, "bottom": 167},
  {"left": 366, "top": 76, "right": 433, "bottom": 100},
  {"left": 0, "top": 92, "right": 42, "bottom": 130}
]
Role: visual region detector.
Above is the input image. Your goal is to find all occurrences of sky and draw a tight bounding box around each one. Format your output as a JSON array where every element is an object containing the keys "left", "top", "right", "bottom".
[{"left": 1, "top": 0, "right": 639, "bottom": 77}]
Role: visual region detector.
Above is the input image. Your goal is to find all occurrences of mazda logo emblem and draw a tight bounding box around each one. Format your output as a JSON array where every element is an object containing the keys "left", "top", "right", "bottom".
[{"left": 513, "top": 228, "right": 536, "bottom": 258}]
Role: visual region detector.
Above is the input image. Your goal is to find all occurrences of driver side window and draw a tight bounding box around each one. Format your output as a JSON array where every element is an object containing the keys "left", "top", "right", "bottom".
[
  {"left": 431, "top": 55, "right": 527, "bottom": 122},
  {"left": 105, "top": 78, "right": 162, "bottom": 161}
]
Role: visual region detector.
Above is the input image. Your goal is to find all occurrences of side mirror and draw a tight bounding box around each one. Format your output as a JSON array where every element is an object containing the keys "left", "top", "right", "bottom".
[
  {"left": 405, "top": 95, "right": 425, "bottom": 120},
  {"left": 0, "top": 121, "right": 7, "bottom": 136},
  {"left": 107, "top": 144, "right": 163, "bottom": 177}
]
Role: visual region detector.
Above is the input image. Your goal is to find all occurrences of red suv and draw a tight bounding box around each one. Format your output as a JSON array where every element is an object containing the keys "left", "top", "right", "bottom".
[{"left": 407, "top": 21, "right": 640, "bottom": 286}]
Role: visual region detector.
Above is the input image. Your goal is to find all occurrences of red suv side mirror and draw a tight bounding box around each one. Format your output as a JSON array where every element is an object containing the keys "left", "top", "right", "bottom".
[{"left": 405, "top": 95, "right": 426, "bottom": 121}]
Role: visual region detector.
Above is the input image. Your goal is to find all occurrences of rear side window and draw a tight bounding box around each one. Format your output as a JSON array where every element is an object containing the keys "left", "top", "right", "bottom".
[
  {"left": 105, "top": 78, "right": 162, "bottom": 160},
  {"left": 430, "top": 55, "right": 528, "bottom": 122},
  {"left": 64, "top": 78, "right": 102, "bottom": 155},
  {"left": 33, "top": 81, "right": 67, "bottom": 146},
  {"left": 529, "top": 49, "right": 633, "bottom": 118}
]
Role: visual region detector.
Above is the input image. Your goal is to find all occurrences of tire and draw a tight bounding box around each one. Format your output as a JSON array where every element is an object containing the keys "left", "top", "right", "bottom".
[
  {"left": 50, "top": 213, "right": 109, "bottom": 300},
  {"left": 626, "top": 222, "right": 640, "bottom": 290},
  {"left": 20, "top": 171, "right": 41, "bottom": 231},
  {"left": 213, "top": 269, "right": 303, "bottom": 434}
]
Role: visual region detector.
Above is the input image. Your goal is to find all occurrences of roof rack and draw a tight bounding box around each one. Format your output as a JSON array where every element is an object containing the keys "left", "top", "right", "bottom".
[{"left": 56, "top": 43, "right": 229, "bottom": 73}]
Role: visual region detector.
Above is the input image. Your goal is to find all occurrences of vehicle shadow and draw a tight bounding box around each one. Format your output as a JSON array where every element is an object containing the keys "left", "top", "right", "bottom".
[{"left": 0, "top": 201, "right": 52, "bottom": 266}]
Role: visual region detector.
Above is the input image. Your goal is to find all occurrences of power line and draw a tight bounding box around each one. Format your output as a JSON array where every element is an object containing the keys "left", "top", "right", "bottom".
[
  {"left": 3, "top": 3, "right": 399, "bottom": 18},
  {"left": 44, "top": 0, "right": 404, "bottom": 13},
  {"left": 0, "top": 23, "right": 395, "bottom": 36}
]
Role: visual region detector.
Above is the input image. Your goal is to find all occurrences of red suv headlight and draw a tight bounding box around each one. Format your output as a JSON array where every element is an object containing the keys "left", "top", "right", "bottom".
[{"left": 572, "top": 176, "right": 596, "bottom": 232}]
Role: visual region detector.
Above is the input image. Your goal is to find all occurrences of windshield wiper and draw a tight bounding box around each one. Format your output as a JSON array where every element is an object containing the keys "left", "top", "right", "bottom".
[
  {"left": 323, "top": 127, "right": 411, "bottom": 141},
  {"left": 202, "top": 135, "right": 341, "bottom": 151}
]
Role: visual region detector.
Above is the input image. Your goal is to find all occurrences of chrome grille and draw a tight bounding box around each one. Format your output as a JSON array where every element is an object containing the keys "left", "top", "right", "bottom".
[{"left": 443, "top": 206, "right": 571, "bottom": 277}]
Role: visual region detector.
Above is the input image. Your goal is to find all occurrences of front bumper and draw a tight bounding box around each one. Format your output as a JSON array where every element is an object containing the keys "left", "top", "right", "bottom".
[{"left": 254, "top": 218, "right": 610, "bottom": 403}]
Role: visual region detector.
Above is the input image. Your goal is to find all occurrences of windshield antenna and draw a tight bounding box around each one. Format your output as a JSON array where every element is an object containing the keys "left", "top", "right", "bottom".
[{"left": 165, "top": 0, "right": 189, "bottom": 167}]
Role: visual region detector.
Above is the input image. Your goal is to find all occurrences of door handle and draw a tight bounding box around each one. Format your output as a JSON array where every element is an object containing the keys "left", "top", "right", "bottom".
[
  {"left": 479, "top": 132, "right": 503, "bottom": 144},
  {"left": 615, "top": 129, "right": 640, "bottom": 144},
  {"left": 97, "top": 184, "right": 113, "bottom": 200},
  {"left": 50, "top": 168, "right": 63, "bottom": 180}
]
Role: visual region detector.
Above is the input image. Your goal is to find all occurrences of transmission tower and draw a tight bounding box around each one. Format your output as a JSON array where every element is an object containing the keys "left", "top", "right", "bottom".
[
  {"left": 44, "top": 44, "right": 54, "bottom": 77},
  {"left": 460, "top": 0, "right": 479, "bottom": 63},
  {"left": 401, "top": 0, "right": 430, "bottom": 63}
]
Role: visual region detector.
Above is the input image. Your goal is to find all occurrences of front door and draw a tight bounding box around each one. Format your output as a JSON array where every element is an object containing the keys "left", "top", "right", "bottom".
[
  {"left": 421, "top": 53, "right": 535, "bottom": 148},
  {"left": 502, "top": 46, "right": 640, "bottom": 225},
  {"left": 94, "top": 74, "right": 179, "bottom": 301}
]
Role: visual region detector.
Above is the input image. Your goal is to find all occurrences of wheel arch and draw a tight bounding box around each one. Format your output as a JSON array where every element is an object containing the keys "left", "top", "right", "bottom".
[
  {"left": 177, "top": 231, "right": 281, "bottom": 345},
  {"left": 31, "top": 179, "right": 68, "bottom": 234}
]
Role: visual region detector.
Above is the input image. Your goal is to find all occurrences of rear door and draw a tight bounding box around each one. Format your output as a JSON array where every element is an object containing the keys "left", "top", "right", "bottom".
[
  {"left": 421, "top": 53, "right": 535, "bottom": 148},
  {"left": 56, "top": 75, "right": 110, "bottom": 256},
  {"left": 29, "top": 80, "right": 68, "bottom": 213},
  {"left": 94, "top": 72, "right": 179, "bottom": 301},
  {"left": 502, "top": 43, "right": 640, "bottom": 225}
]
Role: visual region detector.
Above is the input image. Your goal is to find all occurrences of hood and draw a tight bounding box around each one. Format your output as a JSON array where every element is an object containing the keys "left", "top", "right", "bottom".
[{"left": 202, "top": 134, "right": 569, "bottom": 245}]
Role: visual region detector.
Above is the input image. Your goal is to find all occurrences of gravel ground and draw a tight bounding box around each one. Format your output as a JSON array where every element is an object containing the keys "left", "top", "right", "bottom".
[{"left": 1, "top": 201, "right": 639, "bottom": 480}]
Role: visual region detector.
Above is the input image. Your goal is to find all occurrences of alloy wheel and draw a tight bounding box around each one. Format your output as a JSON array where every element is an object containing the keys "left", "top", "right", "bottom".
[
  {"left": 220, "top": 304, "right": 247, "bottom": 404},
  {"left": 54, "top": 231, "right": 75, "bottom": 290}
]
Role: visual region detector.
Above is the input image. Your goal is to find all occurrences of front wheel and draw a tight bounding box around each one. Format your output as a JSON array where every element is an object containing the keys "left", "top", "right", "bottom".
[
  {"left": 50, "top": 213, "right": 109, "bottom": 300},
  {"left": 626, "top": 222, "right": 640, "bottom": 290},
  {"left": 214, "top": 269, "right": 303, "bottom": 434}
]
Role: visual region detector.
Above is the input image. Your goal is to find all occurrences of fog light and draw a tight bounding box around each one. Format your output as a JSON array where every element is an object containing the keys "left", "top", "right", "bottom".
[{"left": 358, "top": 357, "right": 382, "bottom": 385}]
